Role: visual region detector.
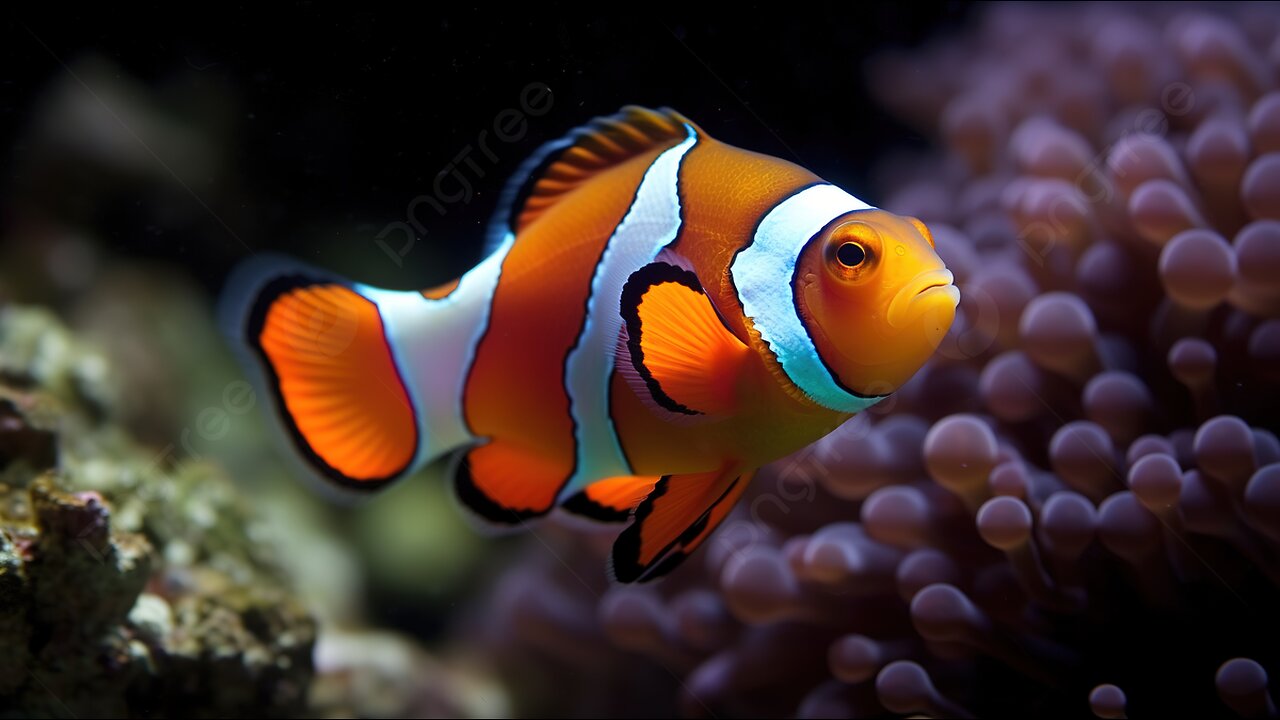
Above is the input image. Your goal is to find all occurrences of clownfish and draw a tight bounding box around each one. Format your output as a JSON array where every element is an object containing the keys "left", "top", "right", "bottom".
[{"left": 222, "top": 106, "right": 958, "bottom": 583}]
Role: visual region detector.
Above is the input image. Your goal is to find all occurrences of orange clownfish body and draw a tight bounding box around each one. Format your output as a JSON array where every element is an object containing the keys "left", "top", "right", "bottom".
[{"left": 222, "top": 107, "right": 958, "bottom": 582}]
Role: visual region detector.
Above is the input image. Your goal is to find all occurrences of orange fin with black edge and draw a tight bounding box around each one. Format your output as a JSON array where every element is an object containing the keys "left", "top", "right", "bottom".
[
  {"left": 453, "top": 442, "right": 569, "bottom": 525},
  {"left": 610, "top": 468, "right": 753, "bottom": 583},
  {"left": 230, "top": 262, "right": 421, "bottom": 493},
  {"left": 486, "top": 106, "right": 702, "bottom": 251},
  {"left": 562, "top": 475, "right": 660, "bottom": 523},
  {"left": 616, "top": 255, "right": 750, "bottom": 423}
]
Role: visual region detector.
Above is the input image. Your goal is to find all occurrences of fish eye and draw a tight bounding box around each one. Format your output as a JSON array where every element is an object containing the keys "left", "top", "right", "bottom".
[
  {"left": 824, "top": 221, "right": 880, "bottom": 282},
  {"left": 836, "top": 242, "right": 867, "bottom": 268}
]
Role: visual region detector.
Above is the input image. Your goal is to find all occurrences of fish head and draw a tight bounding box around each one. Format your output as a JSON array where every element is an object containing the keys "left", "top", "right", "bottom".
[{"left": 792, "top": 209, "right": 959, "bottom": 396}]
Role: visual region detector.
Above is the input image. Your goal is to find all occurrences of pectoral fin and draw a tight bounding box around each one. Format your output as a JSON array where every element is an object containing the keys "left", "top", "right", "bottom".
[{"left": 616, "top": 259, "right": 749, "bottom": 423}]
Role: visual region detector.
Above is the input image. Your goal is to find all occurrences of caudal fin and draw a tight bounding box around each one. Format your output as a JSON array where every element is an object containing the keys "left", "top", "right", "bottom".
[{"left": 219, "top": 256, "right": 423, "bottom": 494}]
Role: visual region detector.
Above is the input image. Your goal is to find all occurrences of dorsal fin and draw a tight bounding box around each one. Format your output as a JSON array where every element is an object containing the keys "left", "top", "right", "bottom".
[{"left": 485, "top": 106, "right": 702, "bottom": 252}]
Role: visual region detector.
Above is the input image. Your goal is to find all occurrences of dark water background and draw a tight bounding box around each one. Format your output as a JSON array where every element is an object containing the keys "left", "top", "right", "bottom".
[{"left": 2, "top": 7, "right": 971, "bottom": 292}]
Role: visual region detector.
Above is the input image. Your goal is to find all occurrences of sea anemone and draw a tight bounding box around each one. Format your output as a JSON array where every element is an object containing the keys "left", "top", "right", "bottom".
[{"left": 466, "top": 5, "right": 1280, "bottom": 718}]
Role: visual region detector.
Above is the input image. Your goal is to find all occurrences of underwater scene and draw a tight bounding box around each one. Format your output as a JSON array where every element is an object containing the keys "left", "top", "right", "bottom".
[{"left": 2, "top": 3, "right": 1279, "bottom": 718}]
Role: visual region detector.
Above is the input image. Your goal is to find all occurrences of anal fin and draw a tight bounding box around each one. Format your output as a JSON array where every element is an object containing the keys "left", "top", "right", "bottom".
[
  {"left": 562, "top": 475, "right": 660, "bottom": 523},
  {"left": 610, "top": 467, "right": 753, "bottom": 583}
]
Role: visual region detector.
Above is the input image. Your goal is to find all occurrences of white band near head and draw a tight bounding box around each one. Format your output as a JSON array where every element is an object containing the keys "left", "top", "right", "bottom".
[{"left": 731, "top": 183, "right": 885, "bottom": 414}]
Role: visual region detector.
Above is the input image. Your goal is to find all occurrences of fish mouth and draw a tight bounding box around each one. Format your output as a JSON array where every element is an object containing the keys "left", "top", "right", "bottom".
[{"left": 888, "top": 269, "right": 959, "bottom": 328}]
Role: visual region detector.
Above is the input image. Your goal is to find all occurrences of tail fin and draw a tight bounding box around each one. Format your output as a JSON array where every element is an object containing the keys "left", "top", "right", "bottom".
[{"left": 219, "top": 255, "right": 424, "bottom": 495}]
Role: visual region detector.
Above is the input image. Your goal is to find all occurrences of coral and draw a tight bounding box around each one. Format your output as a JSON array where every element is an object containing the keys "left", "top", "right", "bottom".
[
  {"left": 0, "top": 306, "right": 314, "bottom": 718},
  {"left": 461, "top": 4, "right": 1280, "bottom": 718}
]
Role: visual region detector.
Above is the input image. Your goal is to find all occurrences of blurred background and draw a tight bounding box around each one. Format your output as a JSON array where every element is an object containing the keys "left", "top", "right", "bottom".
[
  {"left": 0, "top": 0, "right": 964, "bottom": 663},
  {"left": 2, "top": 3, "right": 1280, "bottom": 719}
]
